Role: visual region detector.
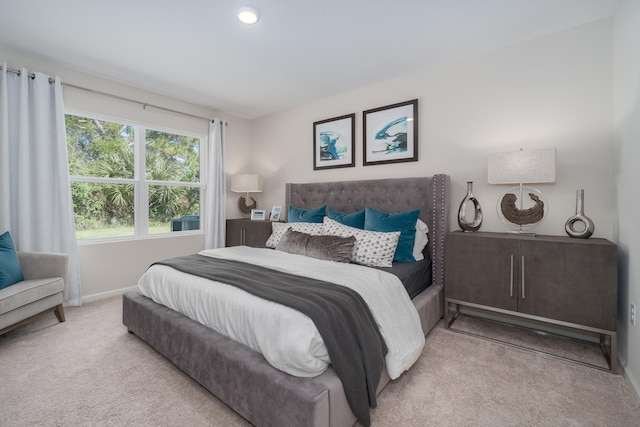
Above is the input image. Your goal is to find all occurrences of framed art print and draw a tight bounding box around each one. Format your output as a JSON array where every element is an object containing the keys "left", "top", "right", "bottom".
[
  {"left": 363, "top": 99, "right": 418, "bottom": 166},
  {"left": 313, "top": 113, "right": 355, "bottom": 170}
]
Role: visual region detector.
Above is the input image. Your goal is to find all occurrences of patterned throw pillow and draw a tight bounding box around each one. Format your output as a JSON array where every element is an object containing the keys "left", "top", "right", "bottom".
[
  {"left": 265, "top": 222, "right": 324, "bottom": 248},
  {"left": 322, "top": 217, "right": 399, "bottom": 268}
]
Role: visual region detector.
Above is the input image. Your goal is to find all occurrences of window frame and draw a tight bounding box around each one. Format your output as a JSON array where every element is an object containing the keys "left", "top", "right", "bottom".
[{"left": 66, "top": 109, "right": 206, "bottom": 243}]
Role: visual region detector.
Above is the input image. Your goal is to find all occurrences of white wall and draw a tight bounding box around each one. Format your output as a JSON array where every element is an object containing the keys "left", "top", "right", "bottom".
[
  {"left": 613, "top": 0, "right": 640, "bottom": 398},
  {"left": 1, "top": 48, "right": 252, "bottom": 300},
  {"left": 250, "top": 19, "right": 615, "bottom": 240}
]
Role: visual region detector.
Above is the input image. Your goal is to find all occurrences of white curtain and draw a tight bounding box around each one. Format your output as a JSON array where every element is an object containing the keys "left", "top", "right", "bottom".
[
  {"left": 204, "top": 118, "right": 227, "bottom": 249},
  {"left": 0, "top": 64, "right": 81, "bottom": 305}
]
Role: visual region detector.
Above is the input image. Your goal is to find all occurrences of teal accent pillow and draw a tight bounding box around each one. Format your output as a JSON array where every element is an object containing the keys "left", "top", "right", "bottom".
[
  {"left": 327, "top": 208, "right": 365, "bottom": 229},
  {"left": 288, "top": 205, "right": 326, "bottom": 223},
  {"left": 0, "top": 231, "right": 24, "bottom": 290},
  {"left": 364, "top": 206, "right": 420, "bottom": 263}
]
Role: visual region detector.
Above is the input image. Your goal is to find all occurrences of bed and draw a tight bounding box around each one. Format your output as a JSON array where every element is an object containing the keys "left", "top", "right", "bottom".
[{"left": 122, "top": 174, "right": 450, "bottom": 427}]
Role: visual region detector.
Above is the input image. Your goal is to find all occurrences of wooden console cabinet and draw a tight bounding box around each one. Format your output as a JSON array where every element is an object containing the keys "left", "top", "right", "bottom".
[
  {"left": 444, "top": 231, "right": 618, "bottom": 372},
  {"left": 226, "top": 219, "right": 273, "bottom": 247}
]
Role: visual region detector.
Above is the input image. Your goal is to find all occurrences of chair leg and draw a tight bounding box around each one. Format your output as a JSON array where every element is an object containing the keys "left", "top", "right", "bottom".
[{"left": 54, "top": 304, "right": 65, "bottom": 322}]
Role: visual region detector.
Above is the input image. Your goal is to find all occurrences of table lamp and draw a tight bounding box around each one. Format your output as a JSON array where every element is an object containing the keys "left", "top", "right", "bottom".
[
  {"left": 487, "top": 148, "right": 556, "bottom": 235},
  {"left": 231, "top": 174, "right": 263, "bottom": 215}
]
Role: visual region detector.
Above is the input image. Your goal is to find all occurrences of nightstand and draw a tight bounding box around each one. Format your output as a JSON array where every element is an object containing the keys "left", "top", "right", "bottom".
[
  {"left": 444, "top": 231, "right": 618, "bottom": 373},
  {"left": 226, "top": 219, "right": 273, "bottom": 247}
]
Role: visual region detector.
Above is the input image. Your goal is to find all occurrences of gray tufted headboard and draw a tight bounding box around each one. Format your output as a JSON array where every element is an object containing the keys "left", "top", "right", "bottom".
[{"left": 284, "top": 175, "right": 450, "bottom": 287}]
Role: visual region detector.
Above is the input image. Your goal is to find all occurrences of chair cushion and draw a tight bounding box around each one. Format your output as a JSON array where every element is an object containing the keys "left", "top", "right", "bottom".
[
  {"left": 0, "top": 277, "right": 64, "bottom": 315},
  {"left": 0, "top": 231, "right": 24, "bottom": 290}
]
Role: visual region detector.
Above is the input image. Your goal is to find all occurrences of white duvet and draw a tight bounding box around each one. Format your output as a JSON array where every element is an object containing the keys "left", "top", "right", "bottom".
[{"left": 137, "top": 246, "right": 425, "bottom": 379}]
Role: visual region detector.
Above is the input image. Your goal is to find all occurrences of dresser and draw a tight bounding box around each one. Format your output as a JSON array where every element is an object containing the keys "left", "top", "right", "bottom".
[
  {"left": 444, "top": 231, "right": 618, "bottom": 372},
  {"left": 225, "top": 219, "right": 273, "bottom": 247}
]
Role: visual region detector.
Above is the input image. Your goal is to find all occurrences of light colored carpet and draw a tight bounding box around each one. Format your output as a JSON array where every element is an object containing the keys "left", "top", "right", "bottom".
[
  {"left": 1, "top": 296, "right": 639, "bottom": 427},
  {"left": 449, "top": 314, "right": 610, "bottom": 370}
]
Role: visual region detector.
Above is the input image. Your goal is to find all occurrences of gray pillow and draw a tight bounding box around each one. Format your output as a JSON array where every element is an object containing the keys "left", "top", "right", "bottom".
[
  {"left": 275, "top": 228, "right": 310, "bottom": 254},
  {"left": 276, "top": 229, "right": 356, "bottom": 263}
]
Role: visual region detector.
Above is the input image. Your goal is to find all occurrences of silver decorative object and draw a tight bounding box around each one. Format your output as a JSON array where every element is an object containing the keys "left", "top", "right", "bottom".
[
  {"left": 458, "top": 181, "right": 483, "bottom": 232},
  {"left": 565, "top": 189, "right": 594, "bottom": 239}
]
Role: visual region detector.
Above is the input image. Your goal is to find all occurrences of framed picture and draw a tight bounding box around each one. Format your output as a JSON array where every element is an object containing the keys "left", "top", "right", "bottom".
[
  {"left": 270, "top": 206, "right": 282, "bottom": 221},
  {"left": 363, "top": 99, "right": 418, "bottom": 166},
  {"left": 250, "top": 209, "right": 266, "bottom": 221},
  {"left": 313, "top": 113, "right": 355, "bottom": 170}
]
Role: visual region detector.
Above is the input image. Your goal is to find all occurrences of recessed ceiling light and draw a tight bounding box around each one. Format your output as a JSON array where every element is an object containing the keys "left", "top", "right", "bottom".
[{"left": 237, "top": 7, "right": 259, "bottom": 25}]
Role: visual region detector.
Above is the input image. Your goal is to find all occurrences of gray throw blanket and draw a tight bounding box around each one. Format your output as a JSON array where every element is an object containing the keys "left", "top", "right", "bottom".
[{"left": 154, "top": 254, "right": 387, "bottom": 426}]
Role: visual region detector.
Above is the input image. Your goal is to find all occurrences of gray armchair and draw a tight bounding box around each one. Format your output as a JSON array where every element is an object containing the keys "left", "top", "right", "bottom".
[{"left": 0, "top": 251, "right": 69, "bottom": 335}]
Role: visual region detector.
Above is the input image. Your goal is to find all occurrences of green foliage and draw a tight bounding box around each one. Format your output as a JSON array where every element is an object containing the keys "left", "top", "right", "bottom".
[
  {"left": 146, "top": 129, "right": 200, "bottom": 182},
  {"left": 71, "top": 182, "right": 104, "bottom": 230},
  {"left": 66, "top": 114, "right": 201, "bottom": 237},
  {"left": 65, "top": 115, "right": 134, "bottom": 178}
]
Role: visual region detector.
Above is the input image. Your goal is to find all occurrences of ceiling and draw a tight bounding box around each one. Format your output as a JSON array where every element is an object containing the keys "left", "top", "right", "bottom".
[{"left": 0, "top": 0, "right": 620, "bottom": 119}]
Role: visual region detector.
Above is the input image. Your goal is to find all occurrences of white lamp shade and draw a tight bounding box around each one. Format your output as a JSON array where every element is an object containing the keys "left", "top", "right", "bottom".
[
  {"left": 231, "top": 174, "right": 263, "bottom": 193},
  {"left": 487, "top": 148, "right": 556, "bottom": 184}
]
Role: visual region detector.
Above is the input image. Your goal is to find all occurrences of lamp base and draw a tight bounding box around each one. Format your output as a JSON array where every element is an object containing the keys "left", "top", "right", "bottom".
[
  {"left": 238, "top": 195, "right": 257, "bottom": 215},
  {"left": 504, "top": 230, "right": 537, "bottom": 237},
  {"left": 497, "top": 185, "right": 547, "bottom": 233}
]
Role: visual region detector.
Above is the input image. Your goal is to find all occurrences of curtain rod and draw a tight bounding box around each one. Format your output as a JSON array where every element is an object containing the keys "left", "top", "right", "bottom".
[
  {"left": 63, "top": 82, "right": 215, "bottom": 122},
  {"left": 1, "top": 65, "right": 54, "bottom": 84},
  {"left": 2, "top": 65, "right": 218, "bottom": 123}
]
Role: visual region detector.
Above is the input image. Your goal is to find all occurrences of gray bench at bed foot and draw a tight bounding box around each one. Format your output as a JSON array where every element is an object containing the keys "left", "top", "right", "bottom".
[{"left": 122, "top": 291, "right": 364, "bottom": 427}]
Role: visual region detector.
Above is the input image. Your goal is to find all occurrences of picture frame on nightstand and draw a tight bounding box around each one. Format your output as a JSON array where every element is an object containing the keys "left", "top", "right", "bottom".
[
  {"left": 270, "top": 206, "right": 281, "bottom": 221},
  {"left": 250, "top": 209, "right": 266, "bottom": 220}
]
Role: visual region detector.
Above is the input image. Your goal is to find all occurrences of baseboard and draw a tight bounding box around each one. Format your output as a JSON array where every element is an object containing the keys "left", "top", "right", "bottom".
[
  {"left": 624, "top": 363, "right": 640, "bottom": 403},
  {"left": 82, "top": 286, "right": 138, "bottom": 304}
]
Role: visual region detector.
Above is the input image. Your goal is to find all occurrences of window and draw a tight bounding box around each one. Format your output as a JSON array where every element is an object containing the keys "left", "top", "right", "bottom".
[{"left": 66, "top": 113, "right": 203, "bottom": 240}]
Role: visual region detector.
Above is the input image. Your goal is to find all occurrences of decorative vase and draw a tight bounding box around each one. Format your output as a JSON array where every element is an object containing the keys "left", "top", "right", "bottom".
[
  {"left": 458, "top": 181, "right": 483, "bottom": 232},
  {"left": 565, "top": 189, "right": 594, "bottom": 239}
]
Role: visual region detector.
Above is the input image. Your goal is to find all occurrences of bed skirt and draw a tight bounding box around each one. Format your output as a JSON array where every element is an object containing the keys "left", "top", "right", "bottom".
[{"left": 122, "top": 283, "right": 443, "bottom": 427}]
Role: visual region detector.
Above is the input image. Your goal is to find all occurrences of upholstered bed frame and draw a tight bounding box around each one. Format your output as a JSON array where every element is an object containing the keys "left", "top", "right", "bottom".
[{"left": 122, "top": 174, "right": 450, "bottom": 427}]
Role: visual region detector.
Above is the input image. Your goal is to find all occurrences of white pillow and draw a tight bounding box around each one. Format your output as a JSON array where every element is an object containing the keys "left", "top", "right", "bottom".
[
  {"left": 322, "top": 217, "right": 399, "bottom": 268},
  {"left": 413, "top": 219, "right": 429, "bottom": 261},
  {"left": 265, "top": 222, "right": 324, "bottom": 248}
]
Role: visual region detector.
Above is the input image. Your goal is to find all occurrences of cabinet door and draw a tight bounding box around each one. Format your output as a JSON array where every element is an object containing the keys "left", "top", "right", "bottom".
[
  {"left": 225, "top": 220, "right": 244, "bottom": 246},
  {"left": 226, "top": 219, "right": 273, "bottom": 247},
  {"left": 445, "top": 233, "right": 518, "bottom": 311},
  {"left": 243, "top": 221, "right": 273, "bottom": 247},
  {"left": 517, "top": 239, "right": 617, "bottom": 331}
]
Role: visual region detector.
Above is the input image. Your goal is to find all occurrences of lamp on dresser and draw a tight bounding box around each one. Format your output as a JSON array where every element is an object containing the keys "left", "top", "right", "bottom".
[
  {"left": 487, "top": 148, "right": 556, "bottom": 235},
  {"left": 231, "top": 174, "right": 263, "bottom": 215}
]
